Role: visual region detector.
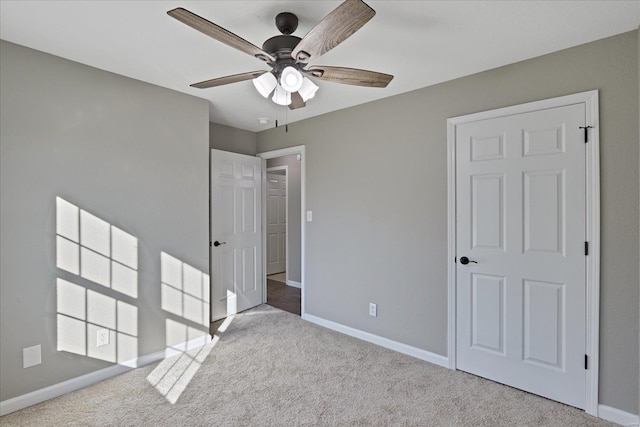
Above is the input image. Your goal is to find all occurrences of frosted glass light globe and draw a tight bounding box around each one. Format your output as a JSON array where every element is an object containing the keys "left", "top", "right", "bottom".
[
  {"left": 280, "top": 66, "right": 303, "bottom": 93},
  {"left": 272, "top": 85, "right": 292, "bottom": 106},
  {"left": 298, "top": 77, "right": 319, "bottom": 102},
  {"left": 252, "top": 72, "right": 277, "bottom": 98}
]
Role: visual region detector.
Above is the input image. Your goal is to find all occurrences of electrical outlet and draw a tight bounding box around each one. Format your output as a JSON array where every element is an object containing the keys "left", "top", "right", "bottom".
[
  {"left": 96, "top": 329, "right": 110, "bottom": 347},
  {"left": 369, "top": 303, "right": 377, "bottom": 317}
]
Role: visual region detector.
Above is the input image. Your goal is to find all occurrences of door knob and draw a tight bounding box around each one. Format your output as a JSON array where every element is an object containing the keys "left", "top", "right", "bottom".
[
  {"left": 459, "top": 256, "right": 477, "bottom": 265},
  {"left": 213, "top": 241, "right": 226, "bottom": 247}
]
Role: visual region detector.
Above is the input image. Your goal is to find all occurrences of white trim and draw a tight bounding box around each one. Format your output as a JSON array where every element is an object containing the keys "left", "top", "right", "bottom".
[
  {"left": 266, "top": 166, "right": 288, "bottom": 173},
  {"left": 164, "top": 335, "right": 213, "bottom": 355},
  {"left": 305, "top": 314, "right": 449, "bottom": 368},
  {"left": 446, "top": 90, "right": 600, "bottom": 414},
  {"left": 0, "top": 365, "right": 134, "bottom": 416},
  {"left": 446, "top": 118, "right": 457, "bottom": 370},
  {"left": 447, "top": 91, "right": 599, "bottom": 126},
  {"left": 257, "top": 145, "right": 306, "bottom": 318},
  {"left": 0, "top": 335, "right": 212, "bottom": 416},
  {"left": 584, "top": 91, "right": 601, "bottom": 416},
  {"left": 598, "top": 405, "right": 640, "bottom": 427},
  {"left": 260, "top": 157, "right": 268, "bottom": 304},
  {"left": 266, "top": 165, "right": 289, "bottom": 280},
  {"left": 286, "top": 280, "right": 302, "bottom": 288}
]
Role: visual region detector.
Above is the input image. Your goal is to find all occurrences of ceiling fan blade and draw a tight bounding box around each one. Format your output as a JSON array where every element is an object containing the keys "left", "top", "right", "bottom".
[
  {"left": 168, "top": 8, "right": 275, "bottom": 63},
  {"left": 289, "top": 92, "right": 306, "bottom": 110},
  {"left": 191, "top": 71, "right": 267, "bottom": 89},
  {"left": 306, "top": 66, "right": 393, "bottom": 88},
  {"left": 291, "top": 0, "right": 375, "bottom": 64}
]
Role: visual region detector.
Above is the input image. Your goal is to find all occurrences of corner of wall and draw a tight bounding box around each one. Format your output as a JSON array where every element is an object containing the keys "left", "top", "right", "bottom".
[
  {"left": 209, "top": 122, "right": 258, "bottom": 156},
  {"left": 637, "top": 24, "right": 640, "bottom": 418}
]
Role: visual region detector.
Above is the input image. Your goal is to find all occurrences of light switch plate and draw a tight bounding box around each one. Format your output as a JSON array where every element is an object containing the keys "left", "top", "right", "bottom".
[
  {"left": 369, "top": 303, "right": 377, "bottom": 317},
  {"left": 306, "top": 211, "right": 313, "bottom": 222},
  {"left": 23, "top": 344, "right": 41, "bottom": 368}
]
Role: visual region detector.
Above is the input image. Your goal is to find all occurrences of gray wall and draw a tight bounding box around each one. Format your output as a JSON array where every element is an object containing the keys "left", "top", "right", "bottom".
[
  {"left": 0, "top": 41, "right": 210, "bottom": 401},
  {"left": 257, "top": 31, "right": 640, "bottom": 414},
  {"left": 267, "top": 155, "right": 302, "bottom": 283},
  {"left": 210, "top": 122, "right": 256, "bottom": 156}
]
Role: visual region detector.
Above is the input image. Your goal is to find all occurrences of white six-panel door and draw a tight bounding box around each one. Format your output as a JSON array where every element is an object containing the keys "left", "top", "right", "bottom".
[
  {"left": 266, "top": 172, "right": 286, "bottom": 275},
  {"left": 210, "top": 149, "right": 263, "bottom": 319},
  {"left": 455, "top": 103, "right": 587, "bottom": 408}
]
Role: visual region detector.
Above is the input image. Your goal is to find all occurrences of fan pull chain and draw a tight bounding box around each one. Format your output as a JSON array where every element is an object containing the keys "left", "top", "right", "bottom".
[{"left": 274, "top": 107, "right": 289, "bottom": 132}]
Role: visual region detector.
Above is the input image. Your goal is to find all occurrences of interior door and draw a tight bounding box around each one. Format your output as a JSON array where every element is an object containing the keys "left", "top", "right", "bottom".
[
  {"left": 455, "top": 103, "right": 586, "bottom": 408},
  {"left": 266, "top": 172, "right": 287, "bottom": 275},
  {"left": 210, "top": 149, "right": 263, "bottom": 319}
]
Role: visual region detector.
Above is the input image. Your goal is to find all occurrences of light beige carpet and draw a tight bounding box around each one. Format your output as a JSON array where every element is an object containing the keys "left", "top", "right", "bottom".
[
  {"left": 267, "top": 272, "right": 286, "bottom": 283},
  {"left": 1, "top": 305, "right": 613, "bottom": 426}
]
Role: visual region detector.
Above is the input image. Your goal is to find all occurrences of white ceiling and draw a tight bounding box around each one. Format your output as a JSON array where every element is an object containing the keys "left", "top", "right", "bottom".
[{"left": 1, "top": 1, "right": 638, "bottom": 132}]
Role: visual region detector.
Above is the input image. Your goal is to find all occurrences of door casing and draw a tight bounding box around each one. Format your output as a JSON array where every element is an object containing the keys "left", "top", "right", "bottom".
[
  {"left": 446, "top": 90, "right": 600, "bottom": 415},
  {"left": 266, "top": 166, "right": 288, "bottom": 278},
  {"left": 257, "top": 146, "right": 306, "bottom": 318}
]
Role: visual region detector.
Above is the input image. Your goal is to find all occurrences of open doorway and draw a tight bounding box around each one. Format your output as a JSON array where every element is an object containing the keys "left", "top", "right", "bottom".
[
  {"left": 266, "top": 167, "right": 287, "bottom": 279},
  {"left": 258, "top": 146, "right": 306, "bottom": 317},
  {"left": 265, "top": 166, "right": 300, "bottom": 315}
]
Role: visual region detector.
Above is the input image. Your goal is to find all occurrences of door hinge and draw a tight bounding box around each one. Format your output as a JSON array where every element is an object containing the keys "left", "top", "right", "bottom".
[
  {"left": 584, "top": 354, "right": 588, "bottom": 370},
  {"left": 209, "top": 241, "right": 212, "bottom": 247},
  {"left": 584, "top": 241, "right": 589, "bottom": 256},
  {"left": 579, "top": 126, "right": 593, "bottom": 143}
]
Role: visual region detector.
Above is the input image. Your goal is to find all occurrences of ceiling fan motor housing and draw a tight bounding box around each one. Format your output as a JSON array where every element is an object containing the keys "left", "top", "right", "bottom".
[
  {"left": 275, "top": 12, "right": 298, "bottom": 35},
  {"left": 262, "top": 33, "right": 306, "bottom": 82},
  {"left": 262, "top": 35, "right": 302, "bottom": 61}
]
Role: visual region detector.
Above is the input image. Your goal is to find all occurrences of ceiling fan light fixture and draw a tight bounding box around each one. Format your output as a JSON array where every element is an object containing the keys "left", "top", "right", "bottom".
[
  {"left": 280, "top": 66, "right": 304, "bottom": 93},
  {"left": 252, "top": 72, "right": 277, "bottom": 98},
  {"left": 171, "top": 3, "right": 393, "bottom": 111},
  {"left": 298, "top": 77, "right": 319, "bottom": 102},
  {"left": 272, "top": 85, "right": 292, "bottom": 106}
]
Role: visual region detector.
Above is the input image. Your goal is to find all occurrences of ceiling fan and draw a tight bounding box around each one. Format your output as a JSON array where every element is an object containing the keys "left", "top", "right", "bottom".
[{"left": 167, "top": 0, "right": 394, "bottom": 110}]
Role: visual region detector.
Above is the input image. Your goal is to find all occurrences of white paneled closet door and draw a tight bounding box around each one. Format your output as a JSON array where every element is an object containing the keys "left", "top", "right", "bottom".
[{"left": 455, "top": 103, "right": 586, "bottom": 408}]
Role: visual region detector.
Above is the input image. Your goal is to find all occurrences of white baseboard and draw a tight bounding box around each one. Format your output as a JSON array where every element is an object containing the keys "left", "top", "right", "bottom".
[
  {"left": 598, "top": 405, "right": 640, "bottom": 426},
  {"left": 286, "top": 280, "right": 302, "bottom": 288},
  {"left": 0, "top": 335, "right": 211, "bottom": 416},
  {"left": 304, "top": 313, "right": 449, "bottom": 368},
  {"left": 0, "top": 363, "right": 134, "bottom": 417}
]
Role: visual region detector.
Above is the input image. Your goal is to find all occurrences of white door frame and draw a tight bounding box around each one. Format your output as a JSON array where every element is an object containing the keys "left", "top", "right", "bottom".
[
  {"left": 446, "top": 90, "right": 600, "bottom": 415},
  {"left": 257, "top": 145, "right": 306, "bottom": 318},
  {"left": 266, "top": 165, "right": 289, "bottom": 280}
]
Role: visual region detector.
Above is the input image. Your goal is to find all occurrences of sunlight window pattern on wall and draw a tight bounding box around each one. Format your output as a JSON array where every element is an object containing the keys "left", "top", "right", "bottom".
[
  {"left": 55, "top": 197, "right": 139, "bottom": 367},
  {"left": 148, "top": 252, "right": 212, "bottom": 403},
  {"left": 56, "top": 197, "right": 138, "bottom": 298},
  {"left": 161, "top": 252, "right": 210, "bottom": 327}
]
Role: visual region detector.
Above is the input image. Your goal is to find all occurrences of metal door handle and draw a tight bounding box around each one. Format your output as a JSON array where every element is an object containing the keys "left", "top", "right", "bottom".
[
  {"left": 459, "top": 256, "right": 477, "bottom": 265},
  {"left": 213, "top": 241, "right": 226, "bottom": 247}
]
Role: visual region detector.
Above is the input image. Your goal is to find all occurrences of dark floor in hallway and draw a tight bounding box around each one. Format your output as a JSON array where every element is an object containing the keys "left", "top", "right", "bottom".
[
  {"left": 266, "top": 279, "right": 301, "bottom": 316},
  {"left": 210, "top": 279, "right": 301, "bottom": 335}
]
